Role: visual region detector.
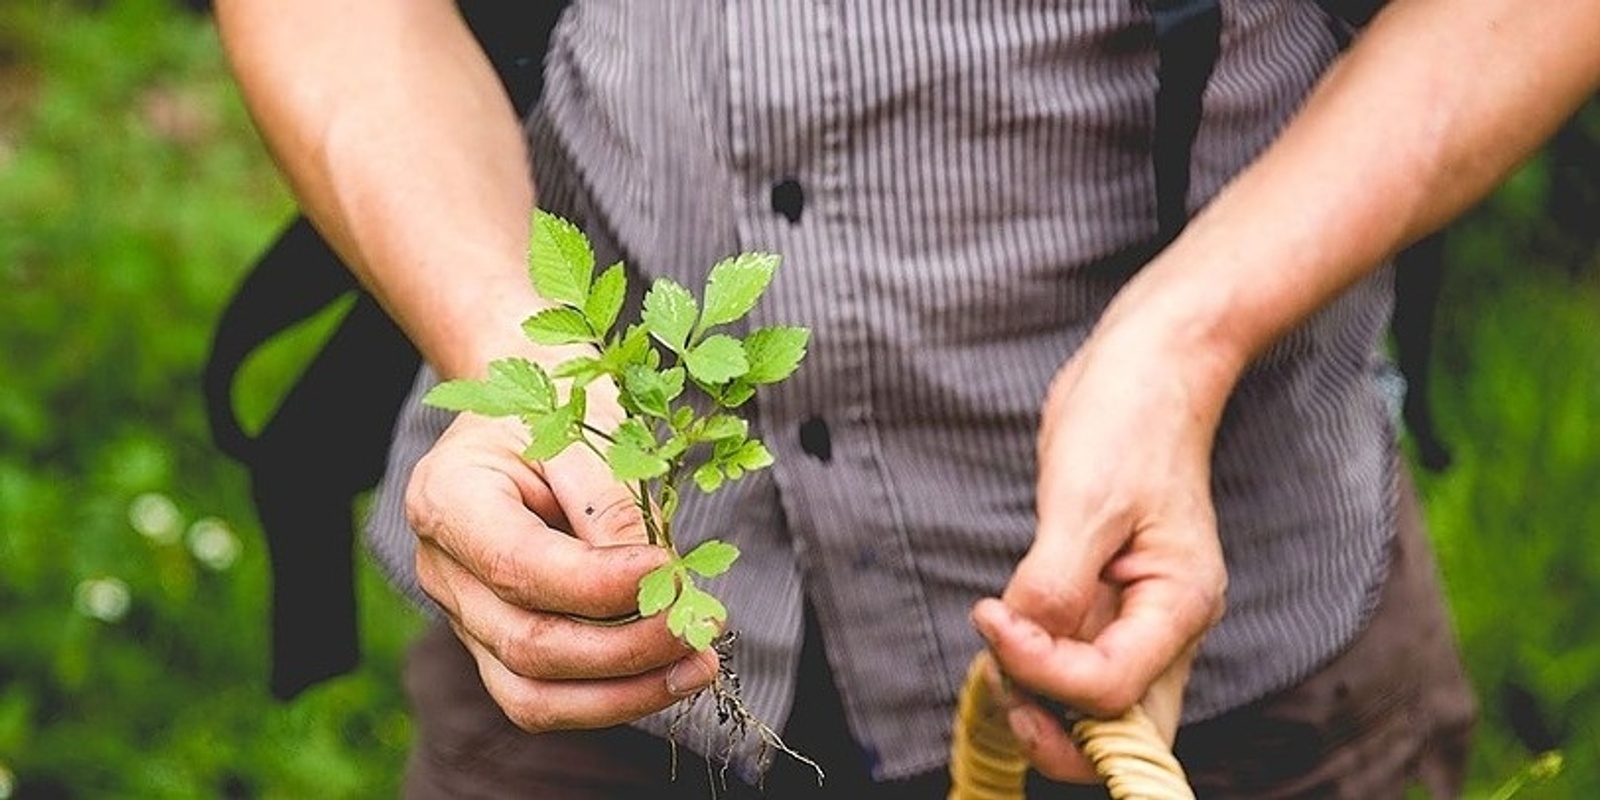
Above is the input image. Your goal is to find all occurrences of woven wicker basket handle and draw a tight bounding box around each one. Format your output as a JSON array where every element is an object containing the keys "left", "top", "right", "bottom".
[{"left": 948, "top": 651, "right": 1196, "bottom": 800}]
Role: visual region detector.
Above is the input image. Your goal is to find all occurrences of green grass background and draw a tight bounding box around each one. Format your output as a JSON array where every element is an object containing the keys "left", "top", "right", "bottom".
[{"left": 1, "top": 1, "right": 1596, "bottom": 797}]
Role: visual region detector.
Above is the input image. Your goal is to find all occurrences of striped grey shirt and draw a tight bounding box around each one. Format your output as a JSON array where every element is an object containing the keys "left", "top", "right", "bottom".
[{"left": 367, "top": 0, "right": 1399, "bottom": 783}]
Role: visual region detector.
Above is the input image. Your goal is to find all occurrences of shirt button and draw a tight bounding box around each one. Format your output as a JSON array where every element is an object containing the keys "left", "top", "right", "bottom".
[
  {"left": 770, "top": 177, "right": 805, "bottom": 224},
  {"left": 798, "top": 416, "right": 832, "bottom": 462}
]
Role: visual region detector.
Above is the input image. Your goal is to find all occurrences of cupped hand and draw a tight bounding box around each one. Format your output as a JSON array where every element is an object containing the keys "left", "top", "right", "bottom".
[
  {"left": 405, "top": 408, "right": 718, "bottom": 732},
  {"left": 970, "top": 324, "right": 1230, "bottom": 784}
]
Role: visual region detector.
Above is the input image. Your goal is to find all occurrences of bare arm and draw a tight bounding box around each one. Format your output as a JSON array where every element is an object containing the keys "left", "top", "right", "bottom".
[
  {"left": 213, "top": 0, "right": 545, "bottom": 379},
  {"left": 1114, "top": 0, "right": 1600, "bottom": 401},
  {"left": 213, "top": 0, "right": 716, "bottom": 730},
  {"left": 977, "top": 0, "right": 1600, "bottom": 781}
]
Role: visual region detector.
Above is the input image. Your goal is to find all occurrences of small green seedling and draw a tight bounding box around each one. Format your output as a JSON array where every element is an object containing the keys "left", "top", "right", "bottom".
[{"left": 423, "top": 208, "right": 819, "bottom": 784}]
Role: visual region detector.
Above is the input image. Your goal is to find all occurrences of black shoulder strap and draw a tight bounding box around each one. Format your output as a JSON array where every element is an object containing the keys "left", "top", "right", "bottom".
[
  {"left": 204, "top": 220, "right": 417, "bottom": 700},
  {"left": 203, "top": 0, "right": 570, "bottom": 700},
  {"left": 1392, "top": 232, "right": 1453, "bottom": 472},
  {"left": 1149, "top": 0, "right": 1223, "bottom": 244}
]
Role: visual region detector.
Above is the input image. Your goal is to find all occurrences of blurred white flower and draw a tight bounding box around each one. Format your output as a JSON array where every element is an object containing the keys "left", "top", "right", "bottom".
[
  {"left": 0, "top": 761, "right": 14, "bottom": 800},
  {"left": 74, "top": 577, "right": 131, "bottom": 623},
  {"left": 128, "top": 492, "right": 183, "bottom": 545},
  {"left": 186, "top": 517, "right": 241, "bottom": 571}
]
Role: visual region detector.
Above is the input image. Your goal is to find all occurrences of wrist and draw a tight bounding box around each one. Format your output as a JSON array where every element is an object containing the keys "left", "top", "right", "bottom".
[
  {"left": 418, "top": 264, "right": 598, "bottom": 380},
  {"left": 1089, "top": 264, "right": 1253, "bottom": 428}
]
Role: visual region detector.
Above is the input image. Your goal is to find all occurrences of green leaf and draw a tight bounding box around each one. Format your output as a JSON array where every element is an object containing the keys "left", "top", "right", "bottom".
[
  {"left": 698, "top": 413, "right": 748, "bottom": 442},
  {"left": 684, "top": 334, "right": 749, "bottom": 385},
  {"left": 528, "top": 208, "right": 594, "bottom": 307},
  {"left": 680, "top": 540, "right": 739, "bottom": 578},
  {"left": 523, "top": 405, "right": 582, "bottom": 462},
  {"left": 637, "top": 565, "right": 680, "bottom": 617},
  {"left": 607, "top": 434, "right": 670, "bottom": 481},
  {"left": 421, "top": 358, "right": 554, "bottom": 417},
  {"left": 743, "top": 325, "right": 810, "bottom": 384},
  {"left": 522, "top": 307, "right": 596, "bottom": 346},
  {"left": 659, "top": 483, "right": 681, "bottom": 524},
  {"left": 658, "top": 431, "right": 689, "bottom": 461},
  {"left": 585, "top": 262, "right": 627, "bottom": 338},
  {"left": 700, "top": 252, "right": 779, "bottom": 330},
  {"left": 422, "top": 379, "right": 505, "bottom": 416},
  {"left": 667, "top": 584, "right": 728, "bottom": 651},
  {"left": 642, "top": 279, "right": 698, "bottom": 353},
  {"left": 660, "top": 366, "right": 687, "bottom": 400},
  {"left": 598, "top": 325, "right": 656, "bottom": 378},
  {"left": 729, "top": 439, "right": 775, "bottom": 471},
  {"left": 523, "top": 388, "right": 586, "bottom": 461},
  {"left": 718, "top": 382, "right": 757, "bottom": 408},
  {"left": 621, "top": 364, "right": 684, "bottom": 419},
  {"left": 551, "top": 355, "right": 606, "bottom": 387},
  {"left": 692, "top": 462, "right": 724, "bottom": 493},
  {"left": 612, "top": 416, "right": 658, "bottom": 450},
  {"left": 608, "top": 418, "right": 669, "bottom": 481},
  {"left": 710, "top": 437, "right": 772, "bottom": 484},
  {"left": 671, "top": 406, "right": 696, "bottom": 430}
]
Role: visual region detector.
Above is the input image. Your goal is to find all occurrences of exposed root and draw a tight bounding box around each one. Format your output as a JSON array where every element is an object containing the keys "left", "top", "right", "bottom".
[{"left": 668, "top": 631, "right": 825, "bottom": 797}]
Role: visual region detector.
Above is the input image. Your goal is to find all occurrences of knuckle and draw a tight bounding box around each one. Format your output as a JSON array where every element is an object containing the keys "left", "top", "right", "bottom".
[
  {"left": 411, "top": 548, "right": 458, "bottom": 609},
  {"left": 492, "top": 622, "right": 547, "bottom": 677},
  {"left": 401, "top": 493, "right": 436, "bottom": 542},
  {"left": 1191, "top": 565, "right": 1229, "bottom": 627},
  {"left": 501, "top": 698, "right": 561, "bottom": 733},
  {"left": 402, "top": 463, "right": 450, "bottom": 542},
  {"left": 612, "top": 629, "right": 673, "bottom": 675},
  {"left": 1005, "top": 569, "right": 1093, "bottom": 634},
  {"left": 479, "top": 547, "right": 526, "bottom": 598},
  {"left": 1202, "top": 585, "right": 1227, "bottom": 627},
  {"left": 413, "top": 561, "right": 446, "bottom": 602}
]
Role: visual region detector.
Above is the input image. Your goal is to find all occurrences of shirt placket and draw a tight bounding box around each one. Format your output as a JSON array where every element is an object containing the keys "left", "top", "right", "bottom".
[{"left": 723, "top": 0, "right": 954, "bottom": 779}]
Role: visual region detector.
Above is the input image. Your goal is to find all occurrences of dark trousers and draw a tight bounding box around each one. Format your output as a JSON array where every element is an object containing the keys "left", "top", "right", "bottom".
[{"left": 400, "top": 475, "right": 1476, "bottom": 799}]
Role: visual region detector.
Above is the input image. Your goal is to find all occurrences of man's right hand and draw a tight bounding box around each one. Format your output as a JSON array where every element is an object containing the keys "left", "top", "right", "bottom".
[{"left": 405, "top": 411, "right": 718, "bottom": 732}]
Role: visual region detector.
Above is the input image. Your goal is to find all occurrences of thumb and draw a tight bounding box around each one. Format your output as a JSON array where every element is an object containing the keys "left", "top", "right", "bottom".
[{"left": 1001, "top": 519, "right": 1123, "bottom": 638}]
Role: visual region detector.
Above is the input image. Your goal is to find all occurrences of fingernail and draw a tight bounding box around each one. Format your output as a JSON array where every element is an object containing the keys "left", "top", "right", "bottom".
[
  {"left": 970, "top": 598, "right": 1004, "bottom": 640},
  {"left": 1008, "top": 706, "right": 1041, "bottom": 750},
  {"left": 990, "top": 671, "right": 1015, "bottom": 707},
  {"left": 666, "top": 656, "right": 714, "bottom": 697}
]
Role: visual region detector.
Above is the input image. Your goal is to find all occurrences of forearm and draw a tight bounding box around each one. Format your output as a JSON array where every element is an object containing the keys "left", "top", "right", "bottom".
[
  {"left": 214, "top": 0, "right": 545, "bottom": 379},
  {"left": 1100, "top": 0, "right": 1600, "bottom": 415}
]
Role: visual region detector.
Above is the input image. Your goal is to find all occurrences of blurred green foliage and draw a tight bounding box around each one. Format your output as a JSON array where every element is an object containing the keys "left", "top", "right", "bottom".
[
  {"left": 1414, "top": 108, "right": 1600, "bottom": 798},
  {"left": 0, "top": 0, "right": 1594, "bottom": 798},
  {"left": 0, "top": 1, "right": 421, "bottom": 797}
]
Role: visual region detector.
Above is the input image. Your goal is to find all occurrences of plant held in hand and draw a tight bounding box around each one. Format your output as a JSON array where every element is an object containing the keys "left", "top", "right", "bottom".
[{"left": 423, "top": 208, "right": 818, "bottom": 783}]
